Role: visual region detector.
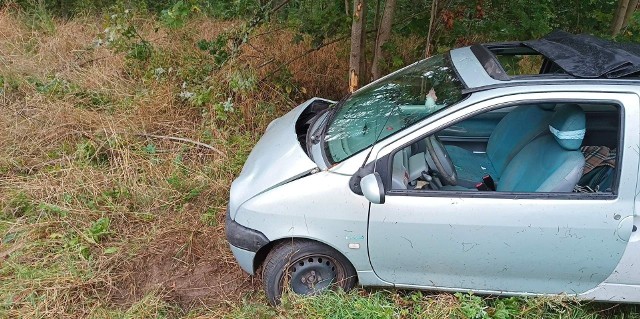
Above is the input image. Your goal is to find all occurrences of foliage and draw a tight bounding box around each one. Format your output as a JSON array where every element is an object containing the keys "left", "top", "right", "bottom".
[
  {"left": 98, "top": 5, "right": 153, "bottom": 62},
  {"left": 617, "top": 10, "right": 640, "bottom": 42},
  {"left": 197, "top": 36, "right": 231, "bottom": 66},
  {"left": 4, "top": 192, "right": 35, "bottom": 218},
  {"left": 160, "top": 0, "right": 199, "bottom": 28},
  {"left": 282, "top": 0, "right": 352, "bottom": 48},
  {"left": 201, "top": 0, "right": 262, "bottom": 19},
  {"left": 5, "top": 0, "right": 632, "bottom": 64},
  {"left": 86, "top": 217, "right": 111, "bottom": 243}
]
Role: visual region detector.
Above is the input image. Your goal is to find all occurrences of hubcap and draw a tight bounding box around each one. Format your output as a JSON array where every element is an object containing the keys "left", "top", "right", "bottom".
[{"left": 288, "top": 256, "right": 337, "bottom": 295}]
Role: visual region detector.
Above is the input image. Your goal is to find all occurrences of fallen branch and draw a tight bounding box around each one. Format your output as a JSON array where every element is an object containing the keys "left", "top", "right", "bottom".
[
  {"left": 137, "top": 133, "right": 226, "bottom": 157},
  {"left": 249, "top": 25, "right": 290, "bottom": 39},
  {"left": 270, "top": 0, "right": 291, "bottom": 15},
  {"left": 259, "top": 34, "right": 352, "bottom": 81},
  {"left": 259, "top": 28, "right": 378, "bottom": 82},
  {"left": 25, "top": 157, "right": 73, "bottom": 174},
  {"left": 78, "top": 56, "right": 110, "bottom": 67}
]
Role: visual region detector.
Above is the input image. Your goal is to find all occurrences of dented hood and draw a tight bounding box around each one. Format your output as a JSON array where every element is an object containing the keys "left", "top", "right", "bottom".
[{"left": 228, "top": 98, "right": 323, "bottom": 219}]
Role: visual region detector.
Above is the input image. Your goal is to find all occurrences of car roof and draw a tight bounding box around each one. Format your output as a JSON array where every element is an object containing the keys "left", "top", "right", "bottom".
[{"left": 450, "top": 31, "right": 640, "bottom": 94}]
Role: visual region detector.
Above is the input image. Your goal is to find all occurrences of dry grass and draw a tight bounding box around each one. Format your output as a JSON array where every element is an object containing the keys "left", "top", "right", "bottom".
[{"left": 0, "top": 6, "right": 350, "bottom": 318}]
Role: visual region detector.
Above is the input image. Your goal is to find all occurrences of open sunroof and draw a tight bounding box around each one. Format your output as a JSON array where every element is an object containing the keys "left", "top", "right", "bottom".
[
  {"left": 523, "top": 30, "right": 640, "bottom": 78},
  {"left": 473, "top": 30, "right": 640, "bottom": 80}
]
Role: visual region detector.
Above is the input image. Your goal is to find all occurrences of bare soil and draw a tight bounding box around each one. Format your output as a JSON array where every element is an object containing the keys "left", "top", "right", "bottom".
[{"left": 111, "top": 212, "right": 260, "bottom": 309}]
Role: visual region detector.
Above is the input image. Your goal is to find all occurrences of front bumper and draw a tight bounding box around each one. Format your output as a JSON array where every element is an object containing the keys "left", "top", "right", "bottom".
[
  {"left": 225, "top": 209, "right": 269, "bottom": 274},
  {"left": 229, "top": 244, "right": 258, "bottom": 275}
]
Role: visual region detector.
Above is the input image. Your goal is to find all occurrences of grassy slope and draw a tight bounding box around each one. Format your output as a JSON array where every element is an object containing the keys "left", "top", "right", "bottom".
[{"left": 0, "top": 7, "right": 640, "bottom": 319}]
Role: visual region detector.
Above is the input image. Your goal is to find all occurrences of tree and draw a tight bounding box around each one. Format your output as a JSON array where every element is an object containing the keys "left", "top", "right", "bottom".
[
  {"left": 348, "top": 0, "right": 367, "bottom": 93},
  {"left": 611, "top": 0, "right": 639, "bottom": 36},
  {"left": 371, "top": 0, "right": 396, "bottom": 81},
  {"left": 425, "top": 0, "right": 439, "bottom": 57}
]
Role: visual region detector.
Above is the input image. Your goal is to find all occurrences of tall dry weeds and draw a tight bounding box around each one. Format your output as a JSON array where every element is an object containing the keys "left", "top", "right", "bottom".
[{"left": 0, "top": 6, "right": 350, "bottom": 317}]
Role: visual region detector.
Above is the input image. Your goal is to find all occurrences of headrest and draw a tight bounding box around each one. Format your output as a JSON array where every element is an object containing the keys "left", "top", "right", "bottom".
[
  {"left": 538, "top": 103, "right": 555, "bottom": 111},
  {"left": 549, "top": 104, "right": 585, "bottom": 150}
]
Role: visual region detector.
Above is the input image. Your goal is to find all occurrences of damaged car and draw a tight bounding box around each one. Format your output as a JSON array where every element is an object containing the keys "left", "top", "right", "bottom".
[{"left": 226, "top": 31, "right": 640, "bottom": 305}]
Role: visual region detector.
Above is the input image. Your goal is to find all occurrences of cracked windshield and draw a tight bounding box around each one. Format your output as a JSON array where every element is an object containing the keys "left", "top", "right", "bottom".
[{"left": 324, "top": 54, "right": 465, "bottom": 163}]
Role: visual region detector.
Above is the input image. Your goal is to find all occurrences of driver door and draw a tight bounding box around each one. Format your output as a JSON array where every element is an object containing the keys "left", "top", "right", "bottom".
[{"left": 367, "top": 93, "right": 638, "bottom": 295}]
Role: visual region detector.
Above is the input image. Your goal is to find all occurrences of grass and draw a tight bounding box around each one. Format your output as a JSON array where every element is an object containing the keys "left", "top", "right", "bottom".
[
  {"left": 0, "top": 3, "right": 640, "bottom": 318},
  {"left": 228, "top": 290, "right": 640, "bottom": 319}
]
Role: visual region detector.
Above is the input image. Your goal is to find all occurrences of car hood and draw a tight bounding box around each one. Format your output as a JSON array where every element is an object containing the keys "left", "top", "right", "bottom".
[{"left": 228, "top": 98, "right": 326, "bottom": 219}]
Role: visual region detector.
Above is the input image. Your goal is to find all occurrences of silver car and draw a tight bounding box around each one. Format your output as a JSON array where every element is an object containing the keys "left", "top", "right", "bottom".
[{"left": 226, "top": 31, "right": 640, "bottom": 305}]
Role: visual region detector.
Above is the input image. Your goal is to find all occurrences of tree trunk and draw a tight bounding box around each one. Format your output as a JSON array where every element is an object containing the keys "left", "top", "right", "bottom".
[
  {"left": 349, "top": 0, "right": 367, "bottom": 93},
  {"left": 359, "top": 2, "right": 368, "bottom": 86},
  {"left": 374, "top": 0, "right": 382, "bottom": 30},
  {"left": 371, "top": 0, "right": 397, "bottom": 81},
  {"left": 612, "top": 0, "right": 631, "bottom": 36},
  {"left": 622, "top": 0, "right": 639, "bottom": 29},
  {"left": 425, "top": 0, "right": 438, "bottom": 57}
]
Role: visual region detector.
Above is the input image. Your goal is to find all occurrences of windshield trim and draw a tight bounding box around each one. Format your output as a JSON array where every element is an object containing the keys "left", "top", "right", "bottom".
[{"left": 314, "top": 93, "right": 352, "bottom": 167}]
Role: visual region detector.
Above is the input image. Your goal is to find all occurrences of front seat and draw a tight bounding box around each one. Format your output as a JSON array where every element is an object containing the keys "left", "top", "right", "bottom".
[
  {"left": 445, "top": 104, "right": 555, "bottom": 183},
  {"left": 496, "top": 104, "right": 586, "bottom": 192}
]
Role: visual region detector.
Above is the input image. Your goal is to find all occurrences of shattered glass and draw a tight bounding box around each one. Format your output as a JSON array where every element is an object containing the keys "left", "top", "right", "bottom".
[{"left": 324, "top": 54, "right": 465, "bottom": 163}]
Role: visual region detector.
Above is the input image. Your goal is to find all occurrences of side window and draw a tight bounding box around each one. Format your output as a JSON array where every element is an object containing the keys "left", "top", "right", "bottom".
[{"left": 389, "top": 102, "right": 622, "bottom": 194}]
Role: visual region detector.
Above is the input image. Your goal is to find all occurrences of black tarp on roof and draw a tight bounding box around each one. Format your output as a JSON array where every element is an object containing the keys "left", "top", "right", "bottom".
[{"left": 523, "top": 30, "right": 640, "bottom": 78}]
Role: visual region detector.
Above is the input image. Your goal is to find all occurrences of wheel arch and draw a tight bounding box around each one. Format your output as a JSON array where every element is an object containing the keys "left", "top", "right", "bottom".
[{"left": 253, "top": 237, "right": 358, "bottom": 277}]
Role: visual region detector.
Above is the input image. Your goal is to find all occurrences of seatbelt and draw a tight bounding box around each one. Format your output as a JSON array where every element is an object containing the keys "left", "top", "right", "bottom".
[
  {"left": 482, "top": 175, "right": 496, "bottom": 191},
  {"left": 475, "top": 175, "right": 496, "bottom": 191}
]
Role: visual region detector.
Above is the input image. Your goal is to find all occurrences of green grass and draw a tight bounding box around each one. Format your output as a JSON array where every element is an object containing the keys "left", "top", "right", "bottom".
[{"left": 227, "top": 290, "right": 640, "bottom": 319}]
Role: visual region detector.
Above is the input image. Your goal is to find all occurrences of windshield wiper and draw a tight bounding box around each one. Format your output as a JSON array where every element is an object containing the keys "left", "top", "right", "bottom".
[
  {"left": 310, "top": 93, "right": 351, "bottom": 145},
  {"left": 360, "top": 103, "right": 401, "bottom": 167}
]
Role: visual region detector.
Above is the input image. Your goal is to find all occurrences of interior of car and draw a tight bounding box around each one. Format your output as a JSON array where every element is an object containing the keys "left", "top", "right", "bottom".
[{"left": 391, "top": 102, "right": 620, "bottom": 193}]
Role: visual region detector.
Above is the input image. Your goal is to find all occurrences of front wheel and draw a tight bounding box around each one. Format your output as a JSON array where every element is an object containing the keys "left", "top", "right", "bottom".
[{"left": 262, "top": 240, "right": 357, "bottom": 305}]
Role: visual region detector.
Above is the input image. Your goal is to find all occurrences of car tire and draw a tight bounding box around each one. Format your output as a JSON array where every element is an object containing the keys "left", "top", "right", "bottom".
[{"left": 262, "top": 239, "right": 357, "bottom": 305}]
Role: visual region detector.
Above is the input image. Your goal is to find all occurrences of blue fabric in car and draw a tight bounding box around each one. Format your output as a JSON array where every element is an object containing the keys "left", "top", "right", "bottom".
[
  {"left": 497, "top": 135, "right": 585, "bottom": 192},
  {"left": 445, "top": 104, "right": 554, "bottom": 182},
  {"left": 549, "top": 103, "right": 586, "bottom": 151},
  {"left": 446, "top": 146, "right": 497, "bottom": 182},
  {"left": 497, "top": 104, "right": 586, "bottom": 192}
]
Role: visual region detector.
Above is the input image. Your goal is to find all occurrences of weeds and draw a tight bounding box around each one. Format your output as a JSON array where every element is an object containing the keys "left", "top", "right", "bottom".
[
  {"left": 18, "top": 0, "right": 56, "bottom": 33},
  {"left": 29, "top": 76, "right": 116, "bottom": 111},
  {"left": 3, "top": 192, "right": 35, "bottom": 218},
  {"left": 200, "top": 207, "right": 217, "bottom": 226}
]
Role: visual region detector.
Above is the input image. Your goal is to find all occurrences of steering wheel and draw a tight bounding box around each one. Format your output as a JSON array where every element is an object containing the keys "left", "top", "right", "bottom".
[{"left": 425, "top": 135, "right": 458, "bottom": 186}]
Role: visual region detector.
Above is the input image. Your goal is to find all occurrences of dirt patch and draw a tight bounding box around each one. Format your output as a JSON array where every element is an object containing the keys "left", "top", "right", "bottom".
[{"left": 112, "top": 212, "right": 260, "bottom": 309}]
